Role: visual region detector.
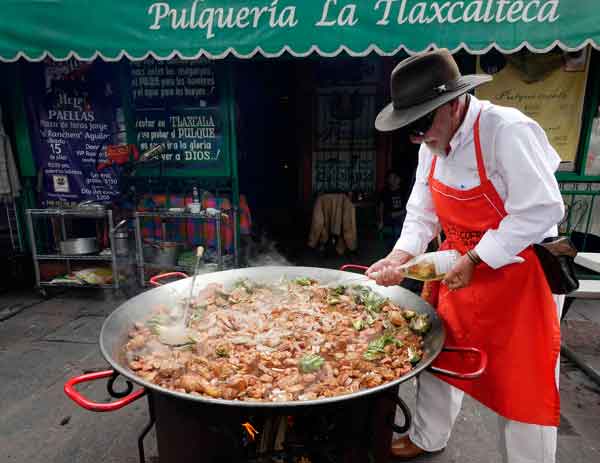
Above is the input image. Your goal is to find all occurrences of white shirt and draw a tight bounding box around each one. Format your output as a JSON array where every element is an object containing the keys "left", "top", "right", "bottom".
[{"left": 394, "top": 95, "right": 565, "bottom": 269}]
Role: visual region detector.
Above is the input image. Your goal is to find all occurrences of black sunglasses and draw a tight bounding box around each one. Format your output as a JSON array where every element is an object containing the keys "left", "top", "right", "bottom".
[{"left": 406, "top": 110, "right": 436, "bottom": 136}]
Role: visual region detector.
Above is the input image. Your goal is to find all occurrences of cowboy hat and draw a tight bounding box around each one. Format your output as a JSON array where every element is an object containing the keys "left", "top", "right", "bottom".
[{"left": 375, "top": 49, "right": 492, "bottom": 132}]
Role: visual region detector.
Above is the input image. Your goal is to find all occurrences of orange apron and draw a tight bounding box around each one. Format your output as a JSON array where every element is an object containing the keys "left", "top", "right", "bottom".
[{"left": 426, "top": 113, "right": 561, "bottom": 426}]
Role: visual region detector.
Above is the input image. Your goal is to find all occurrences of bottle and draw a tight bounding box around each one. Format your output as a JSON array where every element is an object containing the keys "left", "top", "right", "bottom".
[
  {"left": 397, "top": 250, "right": 461, "bottom": 281},
  {"left": 115, "top": 107, "right": 127, "bottom": 145},
  {"left": 190, "top": 186, "right": 201, "bottom": 213}
]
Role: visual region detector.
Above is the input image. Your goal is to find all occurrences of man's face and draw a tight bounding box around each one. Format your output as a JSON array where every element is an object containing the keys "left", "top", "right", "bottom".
[
  {"left": 387, "top": 173, "right": 400, "bottom": 189},
  {"left": 409, "top": 102, "right": 457, "bottom": 156}
]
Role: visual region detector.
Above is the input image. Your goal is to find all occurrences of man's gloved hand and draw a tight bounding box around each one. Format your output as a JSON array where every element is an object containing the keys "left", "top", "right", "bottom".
[{"left": 366, "top": 249, "right": 414, "bottom": 286}]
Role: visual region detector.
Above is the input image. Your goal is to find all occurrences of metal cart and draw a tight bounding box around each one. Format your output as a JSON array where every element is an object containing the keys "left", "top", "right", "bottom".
[
  {"left": 25, "top": 208, "right": 120, "bottom": 295},
  {"left": 134, "top": 210, "right": 238, "bottom": 286}
]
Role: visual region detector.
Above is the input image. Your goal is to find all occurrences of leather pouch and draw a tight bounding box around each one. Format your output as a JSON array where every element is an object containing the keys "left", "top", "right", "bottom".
[{"left": 533, "top": 237, "right": 579, "bottom": 295}]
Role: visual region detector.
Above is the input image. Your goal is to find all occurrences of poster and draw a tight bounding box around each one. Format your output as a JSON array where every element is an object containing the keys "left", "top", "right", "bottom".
[
  {"left": 476, "top": 49, "right": 590, "bottom": 171},
  {"left": 312, "top": 83, "right": 377, "bottom": 193},
  {"left": 314, "top": 86, "right": 377, "bottom": 151},
  {"left": 312, "top": 151, "right": 376, "bottom": 193},
  {"left": 129, "top": 59, "right": 228, "bottom": 174},
  {"left": 23, "top": 59, "right": 121, "bottom": 207}
]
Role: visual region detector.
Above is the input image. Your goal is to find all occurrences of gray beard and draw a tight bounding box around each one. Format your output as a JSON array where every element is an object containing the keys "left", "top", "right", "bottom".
[{"left": 427, "top": 145, "right": 447, "bottom": 157}]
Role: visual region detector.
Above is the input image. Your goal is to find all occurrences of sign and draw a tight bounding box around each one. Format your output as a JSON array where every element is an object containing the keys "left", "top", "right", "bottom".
[
  {"left": 128, "top": 59, "right": 229, "bottom": 176},
  {"left": 23, "top": 60, "right": 121, "bottom": 207},
  {"left": 312, "top": 81, "right": 377, "bottom": 193},
  {"left": 315, "top": 86, "right": 377, "bottom": 151},
  {"left": 476, "top": 48, "right": 589, "bottom": 170},
  {"left": 313, "top": 151, "right": 376, "bottom": 193},
  {"left": 2, "top": 1, "right": 598, "bottom": 61}
]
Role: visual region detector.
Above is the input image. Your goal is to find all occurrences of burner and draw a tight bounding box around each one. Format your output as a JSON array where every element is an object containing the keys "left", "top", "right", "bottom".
[{"left": 138, "top": 388, "right": 407, "bottom": 463}]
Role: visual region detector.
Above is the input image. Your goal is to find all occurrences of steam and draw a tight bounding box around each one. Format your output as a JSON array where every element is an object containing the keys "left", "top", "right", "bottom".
[{"left": 243, "top": 234, "right": 291, "bottom": 267}]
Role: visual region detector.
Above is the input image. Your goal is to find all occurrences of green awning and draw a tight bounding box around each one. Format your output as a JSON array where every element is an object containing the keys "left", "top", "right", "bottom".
[{"left": 1, "top": 0, "right": 599, "bottom": 61}]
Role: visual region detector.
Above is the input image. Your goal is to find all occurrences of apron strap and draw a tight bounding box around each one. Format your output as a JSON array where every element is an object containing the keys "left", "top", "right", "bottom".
[
  {"left": 429, "top": 156, "right": 438, "bottom": 183},
  {"left": 473, "top": 111, "right": 488, "bottom": 183}
]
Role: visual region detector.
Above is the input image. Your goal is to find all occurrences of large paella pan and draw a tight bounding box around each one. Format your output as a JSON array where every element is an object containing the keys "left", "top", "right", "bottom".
[{"left": 65, "top": 265, "right": 486, "bottom": 411}]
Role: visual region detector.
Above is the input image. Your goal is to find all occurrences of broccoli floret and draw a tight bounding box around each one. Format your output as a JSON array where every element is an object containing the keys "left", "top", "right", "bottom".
[
  {"left": 363, "top": 334, "right": 403, "bottom": 361},
  {"left": 352, "top": 319, "right": 366, "bottom": 331},
  {"left": 409, "top": 314, "right": 431, "bottom": 335},
  {"left": 402, "top": 309, "right": 417, "bottom": 320},
  {"left": 407, "top": 346, "right": 422, "bottom": 364},
  {"left": 299, "top": 354, "right": 325, "bottom": 373}
]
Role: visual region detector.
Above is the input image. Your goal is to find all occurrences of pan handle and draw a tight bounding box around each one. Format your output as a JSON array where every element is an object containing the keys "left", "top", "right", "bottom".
[
  {"left": 428, "top": 346, "right": 488, "bottom": 380},
  {"left": 149, "top": 272, "right": 189, "bottom": 286},
  {"left": 64, "top": 370, "right": 146, "bottom": 412},
  {"left": 388, "top": 394, "right": 412, "bottom": 434},
  {"left": 339, "top": 264, "right": 368, "bottom": 273}
]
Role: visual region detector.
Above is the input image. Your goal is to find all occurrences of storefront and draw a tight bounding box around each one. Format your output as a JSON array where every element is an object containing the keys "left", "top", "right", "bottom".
[{"left": 2, "top": 0, "right": 600, "bottom": 286}]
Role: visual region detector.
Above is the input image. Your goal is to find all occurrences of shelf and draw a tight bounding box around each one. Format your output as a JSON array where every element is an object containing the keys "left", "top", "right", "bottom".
[
  {"left": 141, "top": 262, "right": 227, "bottom": 272},
  {"left": 27, "top": 208, "right": 108, "bottom": 219},
  {"left": 142, "top": 262, "right": 195, "bottom": 272},
  {"left": 35, "top": 254, "right": 114, "bottom": 261},
  {"left": 27, "top": 207, "right": 120, "bottom": 292},
  {"left": 136, "top": 211, "right": 227, "bottom": 221},
  {"left": 39, "top": 281, "right": 115, "bottom": 289}
]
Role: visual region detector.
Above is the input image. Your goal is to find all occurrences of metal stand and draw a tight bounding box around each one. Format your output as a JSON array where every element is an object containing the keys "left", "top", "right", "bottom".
[
  {"left": 25, "top": 208, "right": 120, "bottom": 292},
  {"left": 134, "top": 210, "right": 237, "bottom": 286},
  {"left": 561, "top": 344, "right": 600, "bottom": 386},
  {"left": 138, "top": 395, "right": 156, "bottom": 463}
]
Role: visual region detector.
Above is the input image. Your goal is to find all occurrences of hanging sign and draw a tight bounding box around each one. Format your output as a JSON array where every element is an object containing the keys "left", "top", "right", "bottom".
[
  {"left": 3, "top": 0, "right": 597, "bottom": 61},
  {"left": 23, "top": 60, "right": 121, "bottom": 206}
]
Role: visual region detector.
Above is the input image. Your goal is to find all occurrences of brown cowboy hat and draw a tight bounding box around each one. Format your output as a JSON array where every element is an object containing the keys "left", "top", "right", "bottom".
[{"left": 375, "top": 49, "right": 492, "bottom": 132}]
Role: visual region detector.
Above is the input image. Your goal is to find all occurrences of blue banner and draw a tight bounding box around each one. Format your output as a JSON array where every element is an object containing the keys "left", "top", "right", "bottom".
[{"left": 23, "top": 60, "right": 121, "bottom": 207}]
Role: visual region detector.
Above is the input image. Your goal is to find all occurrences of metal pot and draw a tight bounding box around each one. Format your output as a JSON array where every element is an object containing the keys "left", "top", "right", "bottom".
[
  {"left": 144, "top": 240, "right": 180, "bottom": 266},
  {"left": 112, "top": 219, "right": 129, "bottom": 257},
  {"left": 59, "top": 237, "right": 98, "bottom": 255},
  {"left": 64, "top": 265, "right": 486, "bottom": 413}
]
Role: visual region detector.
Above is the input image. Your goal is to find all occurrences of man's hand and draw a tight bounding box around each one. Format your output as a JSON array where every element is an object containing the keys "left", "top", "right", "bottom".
[
  {"left": 442, "top": 254, "right": 476, "bottom": 290},
  {"left": 366, "top": 249, "right": 414, "bottom": 286}
]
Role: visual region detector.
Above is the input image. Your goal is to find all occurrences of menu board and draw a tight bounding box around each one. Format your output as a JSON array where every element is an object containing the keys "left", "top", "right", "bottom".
[
  {"left": 23, "top": 60, "right": 121, "bottom": 206},
  {"left": 128, "top": 59, "right": 229, "bottom": 176}
]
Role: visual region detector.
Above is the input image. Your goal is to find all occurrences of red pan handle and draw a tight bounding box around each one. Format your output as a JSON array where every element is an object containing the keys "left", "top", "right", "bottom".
[
  {"left": 428, "top": 346, "right": 488, "bottom": 380},
  {"left": 149, "top": 272, "right": 189, "bottom": 286},
  {"left": 339, "top": 264, "right": 368, "bottom": 272},
  {"left": 64, "top": 370, "right": 146, "bottom": 412}
]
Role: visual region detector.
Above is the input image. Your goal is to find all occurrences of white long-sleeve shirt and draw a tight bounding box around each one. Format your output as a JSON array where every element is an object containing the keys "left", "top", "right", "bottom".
[{"left": 394, "top": 95, "right": 565, "bottom": 269}]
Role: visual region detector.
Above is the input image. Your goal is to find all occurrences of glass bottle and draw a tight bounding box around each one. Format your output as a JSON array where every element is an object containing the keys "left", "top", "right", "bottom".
[
  {"left": 397, "top": 250, "right": 461, "bottom": 281},
  {"left": 190, "top": 186, "right": 201, "bottom": 213}
]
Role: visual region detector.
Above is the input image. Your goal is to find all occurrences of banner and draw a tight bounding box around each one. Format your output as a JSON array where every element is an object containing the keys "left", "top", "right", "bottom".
[
  {"left": 1, "top": 1, "right": 600, "bottom": 61},
  {"left": 23, "top": 60, "right": 121, "bottom": 207},
  {"left": 476, "top": 48, "right": 589, "bottom": 170},
  {"left": 128, "top": 59, "right": 229, "bottom": 175}
]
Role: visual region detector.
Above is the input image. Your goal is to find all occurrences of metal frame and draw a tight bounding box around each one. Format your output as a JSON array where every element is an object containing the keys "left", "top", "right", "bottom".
[
  {"left": 25, "top": 208, "right": 120, "bottom": 292},
  {"left": 557, "top": 48, "right": 600, "bottom": 181},
  {"left": 3, "top": 200, "right": 23, "bottom": 252},
  {"left": 134, "top": 210, "right": 239, "bottom": 287}
]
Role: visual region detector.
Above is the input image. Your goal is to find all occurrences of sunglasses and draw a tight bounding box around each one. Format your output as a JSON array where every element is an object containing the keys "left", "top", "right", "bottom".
[{"left": 406, "top": 110, "right": 436, "bottom": 136}]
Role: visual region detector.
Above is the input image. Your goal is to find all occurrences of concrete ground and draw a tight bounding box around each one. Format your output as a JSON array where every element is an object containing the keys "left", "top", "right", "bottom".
[{"left": 1, "top": 241, "right": 599, "bottom": 462}]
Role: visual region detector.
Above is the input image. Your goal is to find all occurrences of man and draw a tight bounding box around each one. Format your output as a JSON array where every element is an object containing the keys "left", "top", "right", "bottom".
[
  {"left": 368, "top": 49, "right": 564, "bottom": 462},
  {"left": 377, "top": 170, "right": 407, "bottom": 250}
]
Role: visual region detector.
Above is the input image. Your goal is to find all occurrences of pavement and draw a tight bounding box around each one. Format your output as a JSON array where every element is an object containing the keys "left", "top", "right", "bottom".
[{"left": 0, "top": 260, "right": 599, "bottom": 462}]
